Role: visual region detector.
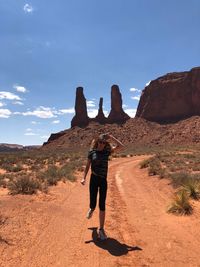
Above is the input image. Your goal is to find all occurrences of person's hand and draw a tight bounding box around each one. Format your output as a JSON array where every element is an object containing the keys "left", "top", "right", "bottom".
[{"left": 80, "top": 178, "right": 86, "bottom": 185}]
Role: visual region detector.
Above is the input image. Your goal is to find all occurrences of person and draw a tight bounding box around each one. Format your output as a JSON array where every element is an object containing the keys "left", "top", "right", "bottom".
[{"left": 81, "top": 133, "right": 124, "bottom": 240}]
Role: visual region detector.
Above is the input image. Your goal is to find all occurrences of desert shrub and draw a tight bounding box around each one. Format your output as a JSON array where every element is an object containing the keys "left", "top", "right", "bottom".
[
  {"left": 167, "top": 189, "right": 192, "bottom": 215},
  {"left": 148, "top": 158, "right": 162, "bottom": 176},
  {"left": 58, "top": 164, "right": 76, "bottom": 181},
  {"left": 38, "top": 166, "right": 61, "bottom": 186},
  {"left": 140, "top": 158, "right": 152, "bottom": 169},
  {"left": 8, "top": 176, "right": 40, "bottom": 195},
  {"left": 170, "top": 172, "right": 192, "bottom": 188},
  {"left": 183, "top": 180, "right": 200, "bottom": 200}
]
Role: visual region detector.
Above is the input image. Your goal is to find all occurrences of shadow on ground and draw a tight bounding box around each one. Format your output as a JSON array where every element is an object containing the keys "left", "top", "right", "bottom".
[{"left": 85, "top": 227, "right": 142, "bottom": 256}]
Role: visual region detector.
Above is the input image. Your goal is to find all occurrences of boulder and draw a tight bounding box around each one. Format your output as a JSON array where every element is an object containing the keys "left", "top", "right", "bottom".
[
  {"left": 136, "top": 67, "right": 200, "bottom": 123},
  {"left": 107, "top": 85, "right": 130, "bottom": 124},
  {"left": 71, "top": 87, "right": 89, "bottom": 127}
]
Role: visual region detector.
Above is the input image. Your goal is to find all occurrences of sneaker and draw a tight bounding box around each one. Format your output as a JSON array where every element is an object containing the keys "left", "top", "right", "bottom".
[
  {"left": 86, "top": 208, "right": 94, "bottom": 219},
  {"left": 98, "top": 228, "right": 108, "bottom": 241}
]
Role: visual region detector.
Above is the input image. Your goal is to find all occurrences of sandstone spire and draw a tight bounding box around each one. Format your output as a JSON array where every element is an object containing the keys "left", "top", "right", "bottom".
[
  {"left": 71, "top": 87, "right": 89, "bottom": 127},
  {"left": 95, "top": 97, "right": 107, "bottom": 124},
  {"left": 107, "top": 85, "right": 130, "bottom": 124}
]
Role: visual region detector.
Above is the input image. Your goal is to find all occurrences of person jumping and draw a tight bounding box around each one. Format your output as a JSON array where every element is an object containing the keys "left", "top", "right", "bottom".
[{"left": 81, "top": 133, "right": 124, "bottom": 241}]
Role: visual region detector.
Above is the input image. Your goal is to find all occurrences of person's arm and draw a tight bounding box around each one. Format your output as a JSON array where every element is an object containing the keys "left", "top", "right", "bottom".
[
  {"left": 106, "top": 134, "right": 124, "bottom": 153},
  {"left": 81, "top": 159, "right": 91, "bottom": 185}
]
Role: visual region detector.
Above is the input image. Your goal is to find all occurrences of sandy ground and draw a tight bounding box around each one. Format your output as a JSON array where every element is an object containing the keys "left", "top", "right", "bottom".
[{"left": 1, "top": 156, "right": 200, "bottom": 267}]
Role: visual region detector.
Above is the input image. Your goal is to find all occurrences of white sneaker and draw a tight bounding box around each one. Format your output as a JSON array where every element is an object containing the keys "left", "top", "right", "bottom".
[
  {"left": 98, "top": 228, "right": 108, "bottom": 241},
  {"left": 86, "top": 208, "right": 94, "bottom": 219}
]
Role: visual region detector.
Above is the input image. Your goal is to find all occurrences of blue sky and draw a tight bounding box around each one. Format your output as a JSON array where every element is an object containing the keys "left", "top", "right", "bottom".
[{"left": 0, "top": 0, "right": 200, "bottom": 145}]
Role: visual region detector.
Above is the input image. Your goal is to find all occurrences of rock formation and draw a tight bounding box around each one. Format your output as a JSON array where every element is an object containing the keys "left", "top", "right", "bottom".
[
  {"left": 71, "top": 87, "right": 89, "bottom": 127},
  {"left": 107, "top": 85, "right": 130, "bottom": 124},
  {"left": 136, "top": 67, "right": 200, "bottom": 123},
  {"left": 94, "top": 97, "right": 107, "bottom": 124}
]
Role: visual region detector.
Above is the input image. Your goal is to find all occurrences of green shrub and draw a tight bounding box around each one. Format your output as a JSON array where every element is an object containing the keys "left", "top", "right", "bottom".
[
  {"left": 8, "top": 176, "right": 40, "bottom": 195},
  {"left": 183, "top": 180, "right": 200, "bottom": 200},
  {"left": 167, "top": 189, "right": 192, "bottom": 215},
  {"left": 140, "top": 158, "right": 151, "bottom": 169},
  {"left": 170, "top": 172, "right": 192, "bottom": 188}
]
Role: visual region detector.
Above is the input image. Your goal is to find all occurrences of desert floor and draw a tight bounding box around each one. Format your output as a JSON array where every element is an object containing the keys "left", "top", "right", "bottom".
[{"left": 1, "top": 156, "right": 200, "bottom": 267}]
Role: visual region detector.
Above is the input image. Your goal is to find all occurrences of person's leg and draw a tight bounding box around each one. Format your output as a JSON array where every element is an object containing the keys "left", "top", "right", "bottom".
[
  {"left": 89, "top": 174, "right": 98, "bottom": 210},
  {"left": 99, "top": 178, "right": 107, "bottom": 229}
]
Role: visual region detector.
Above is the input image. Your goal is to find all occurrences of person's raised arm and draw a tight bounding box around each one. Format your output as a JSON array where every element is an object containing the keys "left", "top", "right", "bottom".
[
  {"left": 80, "top": 159, "right": 91, "bottom": 185},
  {"left": 106, "top": 134, "right": 124, "bottom": 153}
]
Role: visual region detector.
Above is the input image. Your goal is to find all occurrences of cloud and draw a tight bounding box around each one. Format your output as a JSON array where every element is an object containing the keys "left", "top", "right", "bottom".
[
  {"left": 124, "top": 109, "right": 137, "bottom": 118},
  {"left": 0, "top": 109, "right": 12, "bottom": 118},
  {"left": 41, "top": 135, "right": 50, "bottom": 139},
  {"left": 52, "top": 120, "right": 60, "bottom": 124},
  {"left": 0, "top": 91, "right": 21, "bottom": 100},
  {"left": 87, "top": 100, "right": 96, "bottom": 107},
  {"left": 145, "top": 81, "right": 151, "bottom": 86},
  {"left": 131, "top": 96, "right": 140, "bottom": 101},
  {"left": 21, "top": 106, "right": 57, "bottom": 119},
  {"left": 13, "top": 85, "right": 28, "bottom": 93},
  {"left": 0, "top": 102, "right": 5, "bottom": 107},
  {"left": 26, "top": 128, "right": 32, "bottom": 131},
  {"left": 23, "top": 3, "right": 34, "bottom": 13},
  {"left": 130, "top": 88, "right": 141, "bottom": 92},
  {"left": 87, "top": 109, "right": 98, "bottom": 118},
  {"left": 24, "top": 132, "right": 37, "bottom": 136},
  {"left": 13, "top": 101, "right": 24, "bottom": 105},
  {"left": 58, "top": 108, "right": 75, "bottom": 114},
  {"left": 31, "top": 121, "right": 39, "bottom": 124}
]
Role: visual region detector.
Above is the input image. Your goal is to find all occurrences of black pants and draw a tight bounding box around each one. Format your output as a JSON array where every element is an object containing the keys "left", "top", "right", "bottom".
[{"left": 89, "top": 174, "right": 107, "bottom": 211}]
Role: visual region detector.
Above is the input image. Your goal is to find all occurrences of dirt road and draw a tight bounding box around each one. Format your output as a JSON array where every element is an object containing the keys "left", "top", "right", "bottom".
[{"left": 1, "top": 156, "right": 200, "bottom": 267}]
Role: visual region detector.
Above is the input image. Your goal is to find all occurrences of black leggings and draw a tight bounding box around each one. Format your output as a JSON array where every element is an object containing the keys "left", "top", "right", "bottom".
[{"left": 89, "top": 174, "right": 107, "bottom": 211}]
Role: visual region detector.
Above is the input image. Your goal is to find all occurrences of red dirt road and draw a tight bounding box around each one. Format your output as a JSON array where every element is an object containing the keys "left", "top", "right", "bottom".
[{"left": 1, "top": 156, "right": 200, "bottom": 267}]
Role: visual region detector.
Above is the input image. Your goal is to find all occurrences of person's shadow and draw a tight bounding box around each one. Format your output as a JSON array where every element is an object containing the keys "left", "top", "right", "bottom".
[{"left": 85, "top": 227, "right": 142, "bottom": 256}]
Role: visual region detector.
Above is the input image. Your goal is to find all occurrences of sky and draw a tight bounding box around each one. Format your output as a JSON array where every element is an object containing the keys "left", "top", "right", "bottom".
[{"left": 0, "top": 0, "right": 200, "bottom": 145}]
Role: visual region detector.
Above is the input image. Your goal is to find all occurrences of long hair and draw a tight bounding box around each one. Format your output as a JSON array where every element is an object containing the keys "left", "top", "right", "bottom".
[{"left": 90, "top": 138, "right": 112, "bottom": 152}]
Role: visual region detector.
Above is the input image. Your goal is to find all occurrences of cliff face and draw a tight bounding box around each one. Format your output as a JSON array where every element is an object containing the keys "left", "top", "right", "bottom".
[{"left": 136, "top": 67, "right": 200, "bottom": 123}]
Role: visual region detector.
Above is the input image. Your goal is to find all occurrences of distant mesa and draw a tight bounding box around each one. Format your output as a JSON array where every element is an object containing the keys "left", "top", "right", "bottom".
[
  {"left": 71, "top": 84, "right": 130, "bottom": 128},
  {"left": 136, "top": 67, "right": 200, "bottom": 123}
]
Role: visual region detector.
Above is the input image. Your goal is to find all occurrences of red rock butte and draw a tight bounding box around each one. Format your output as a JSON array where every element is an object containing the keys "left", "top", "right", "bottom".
[{"left": 136, "top": 67, "right": 200, "bottom": 123}]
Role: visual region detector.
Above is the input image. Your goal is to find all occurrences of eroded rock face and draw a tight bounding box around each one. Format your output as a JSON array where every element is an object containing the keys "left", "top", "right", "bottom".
[
  {"left": 94, "top": 97, "right": 107, "bottom": 124},
  {"left": 71, "top": 87, "right": 89, "bottom": 127},
  {"left": 107, "top": 85, "right": 130, "bottom": 124},
  {"left": 136, "top": 67, "right": 200, "bottom": 123}
]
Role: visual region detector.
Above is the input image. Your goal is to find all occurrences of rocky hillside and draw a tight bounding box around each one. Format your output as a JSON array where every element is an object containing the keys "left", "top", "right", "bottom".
[{"left": 43, "top": 116, "right": 200, "bottom": 150}]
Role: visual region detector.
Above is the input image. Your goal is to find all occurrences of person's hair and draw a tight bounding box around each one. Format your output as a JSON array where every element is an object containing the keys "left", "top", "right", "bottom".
[{"left": 90, "top": 137, "right": 112, "bottom": 152}]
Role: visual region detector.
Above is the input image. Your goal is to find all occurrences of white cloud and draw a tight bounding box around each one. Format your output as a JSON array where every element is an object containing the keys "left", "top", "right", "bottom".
[
  {"left": 21, "top": 106, "right": 57, "bottom": 119},
  {"left": 145, "top": 81, "right": 151, "bottom": 86},
  {"left": 131, "top": 96, "right": 140, "bottom": 101},
  {"left": 41, "top": 135, "right": 50, "bottom": 139},
  {"left": 87, "top": 100, "right": 96, "bottom": 107},
  {"left": 58, "top": 108, "right": 75, "bottom": 114},
  {"left": 52, "top": 120, "right": 60, "bottom": 124},
  {"left": 13, "top": 85, "right": 28, "bottom": 93},
  {"left": 26, "top": 128, "right": 32, "bottom": 131},
  {"left": 130, "top": 88, "right": 141, "bottom": 92},
  {"left": 0, "top": 109, "right": 12, "bottom": 118},
  {"left": 124, "top": 109, "right": 137, "bottom": 118},
  {"left": 13, "top": 101, "right": 24, "bottom": 105},
  {"left": 24, "top": 132, "right": 37, "bottom": 136},
  {"left": 87, "top": 109, "right": 98, "bottom": 118},
  {"left": 23, "top": 3, "right": 34, "bottom": 13},
  {"left": 0, "top": 102, "right": 5, "bottom": 107},
  {"left": 31, "top": 121, "right": 40, "bottom": 125},
  {"left": 0, "top": 91, "right": 21, "bottom": 100}
]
